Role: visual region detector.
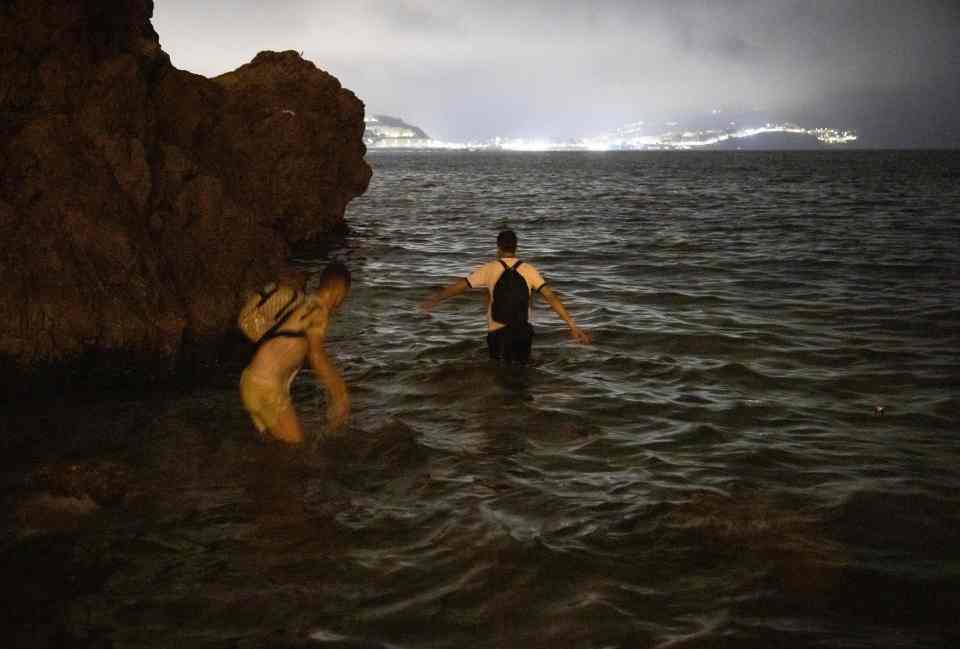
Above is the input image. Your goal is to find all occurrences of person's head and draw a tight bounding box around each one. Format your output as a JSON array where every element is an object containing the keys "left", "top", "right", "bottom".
[
  {"left": 317, "top": 261, "right": 351, "bottom": 308},
  {"left": 497, "top": 229, "right": 518, "bottom": 256}
]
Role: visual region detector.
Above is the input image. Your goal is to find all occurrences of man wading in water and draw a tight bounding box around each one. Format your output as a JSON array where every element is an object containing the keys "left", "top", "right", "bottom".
[
  {"left": 239, "top": 263, "right": 351, "bottom": 444},
  {"left": 420, "top": 230, "right": 591, "bottom": 362}
]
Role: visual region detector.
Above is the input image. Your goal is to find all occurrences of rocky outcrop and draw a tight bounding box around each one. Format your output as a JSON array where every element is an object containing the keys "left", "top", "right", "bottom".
[
  {"left": 364, "top": 114, "right": 431, "bottom": 146},
  {"left": 0, "top": 0, "right": 371, "bottom": 393}
]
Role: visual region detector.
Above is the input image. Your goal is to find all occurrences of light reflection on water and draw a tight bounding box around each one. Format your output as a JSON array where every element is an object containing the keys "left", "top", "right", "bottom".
[{"left": 6, "top": 151, "right": 960, "bottom": 648}]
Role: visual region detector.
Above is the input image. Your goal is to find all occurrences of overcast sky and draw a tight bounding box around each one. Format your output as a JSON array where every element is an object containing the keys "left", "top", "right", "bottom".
[{"left": 153, "top": 0, "right": 960, "bottom": 145}]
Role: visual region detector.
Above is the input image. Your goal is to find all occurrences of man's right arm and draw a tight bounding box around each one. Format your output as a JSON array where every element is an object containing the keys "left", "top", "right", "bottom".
[
  {"left": 539, "top": 285, "right": 592, "bottom": 344},
  {"left": 419, "top": 278, "right": 470, "bottom": 313}
]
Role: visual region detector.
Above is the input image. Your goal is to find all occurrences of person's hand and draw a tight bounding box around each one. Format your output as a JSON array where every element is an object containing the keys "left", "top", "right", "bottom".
[
  {"left": 569, "top": 325, "right": 592, "bottom": 344},
  {"left": 326, "top": 397, "right": 350, "bottom": 433}
]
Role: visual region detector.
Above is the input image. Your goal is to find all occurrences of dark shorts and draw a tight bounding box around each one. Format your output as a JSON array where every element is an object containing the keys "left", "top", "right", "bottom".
[{"left": 486, "top": 323, "right": 534, "bottom": 364}]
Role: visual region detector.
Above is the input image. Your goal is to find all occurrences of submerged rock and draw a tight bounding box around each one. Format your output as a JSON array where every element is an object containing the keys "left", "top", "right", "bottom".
[
  {"left": 29, "top": 461, "right": 134, "bottom": 505},
  {"left": 5, "top": 460, "right": 132, "bottom": 533},
  {"left": 0, "top": 0, "right": 371, "bottom": 394},
  {"left": 15, "top": 493, "right": 99, "bottom": 532}
]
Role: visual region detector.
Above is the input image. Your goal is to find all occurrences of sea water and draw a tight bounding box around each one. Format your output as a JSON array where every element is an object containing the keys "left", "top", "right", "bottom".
[{"left": 4, "top": 150, "right": 960, "bottom": 648}]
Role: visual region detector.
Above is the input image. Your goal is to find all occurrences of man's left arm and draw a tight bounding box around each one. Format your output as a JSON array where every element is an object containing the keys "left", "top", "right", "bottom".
[{"left": 538, "top": 285, "right": 592, "bottom": 344}]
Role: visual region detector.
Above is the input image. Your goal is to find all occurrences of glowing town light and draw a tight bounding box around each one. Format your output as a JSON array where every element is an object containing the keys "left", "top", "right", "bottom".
[{"left": 365, "top": 121, "right": 857, "bottom": 151}]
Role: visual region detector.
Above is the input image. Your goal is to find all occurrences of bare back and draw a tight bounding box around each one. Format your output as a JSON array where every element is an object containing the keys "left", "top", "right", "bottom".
[
  {"left": 245, "top": 335, "right": 309, "bottom": 386},
  {"left": 244, "top": 293, "right": 331, "bottom": 385}
]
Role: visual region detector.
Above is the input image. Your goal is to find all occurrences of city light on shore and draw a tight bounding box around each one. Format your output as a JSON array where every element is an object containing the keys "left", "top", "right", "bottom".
[{"left": 365, "top": 116, "right": 858, "bottom": 152}]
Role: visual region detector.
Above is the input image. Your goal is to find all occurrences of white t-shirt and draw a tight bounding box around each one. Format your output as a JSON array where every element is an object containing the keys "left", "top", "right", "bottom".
[{"left": 465, "top": 257, "right": 546, "bottom": 331}]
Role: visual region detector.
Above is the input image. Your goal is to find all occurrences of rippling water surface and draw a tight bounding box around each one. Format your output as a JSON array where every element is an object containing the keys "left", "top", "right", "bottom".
[{"left": 5, "top": 151, "right": 960, "bottom": 648}]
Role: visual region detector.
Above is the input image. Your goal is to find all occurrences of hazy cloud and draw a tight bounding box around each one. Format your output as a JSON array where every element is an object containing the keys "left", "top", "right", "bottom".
[{"left": 153, "top": 0, "right": 960, "bottom": 144}]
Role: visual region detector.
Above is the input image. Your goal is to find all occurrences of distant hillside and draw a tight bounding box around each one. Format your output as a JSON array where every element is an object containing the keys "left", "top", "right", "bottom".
[
  {"left": 360, "top": 111, "right": 856, "bottom": 151},
  {"left": 703, "top": 132, "right": 827, "bottom": 150},
  {"left": 364, "top": 114, "right": 430, "bottom": 144}
]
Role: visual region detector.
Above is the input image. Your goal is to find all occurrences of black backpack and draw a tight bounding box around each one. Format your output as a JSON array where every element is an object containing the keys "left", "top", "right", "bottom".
[{"left": 491, "top": 260, "right": 529, "bottom": 326}]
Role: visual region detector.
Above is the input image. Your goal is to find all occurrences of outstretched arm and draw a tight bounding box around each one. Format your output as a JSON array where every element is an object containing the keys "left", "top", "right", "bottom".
[
  {"left": 419, "top": 278, "right": 470, "bottom": 313},
  {"left": 307, "top": 325, "right": 350, "bottom": 434},
  {"left": 538, "top": 285, "right": 592, "bottom": 344}
]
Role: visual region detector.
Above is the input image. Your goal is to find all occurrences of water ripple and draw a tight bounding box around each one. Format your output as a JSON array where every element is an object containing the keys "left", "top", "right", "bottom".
[{"left": 10, "top": 151, "right": 960, "bottom": 649}]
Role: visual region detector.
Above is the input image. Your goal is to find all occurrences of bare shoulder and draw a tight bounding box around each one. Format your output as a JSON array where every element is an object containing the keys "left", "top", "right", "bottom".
[
  {"left": 517, "top": 260, "right": 544, "bottom": 280},
  {"left": 301, "top": 292, "right": 333, "bottom": 336}
]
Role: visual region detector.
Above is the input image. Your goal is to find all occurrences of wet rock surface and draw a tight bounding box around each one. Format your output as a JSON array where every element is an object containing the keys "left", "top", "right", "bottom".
[{"left": 0, "top": 0, "right": 371, "bottom": 393}]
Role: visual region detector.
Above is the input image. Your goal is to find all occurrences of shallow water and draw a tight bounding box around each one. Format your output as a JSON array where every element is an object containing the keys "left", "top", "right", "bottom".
[{"left": 4, "top": 150, "right": 960, "bottom": 648}]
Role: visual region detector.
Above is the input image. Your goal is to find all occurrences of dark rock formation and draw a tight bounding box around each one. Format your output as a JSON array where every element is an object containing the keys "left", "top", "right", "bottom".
[{"left": 0, "top": 0, "right": 371, "bottom": 394}]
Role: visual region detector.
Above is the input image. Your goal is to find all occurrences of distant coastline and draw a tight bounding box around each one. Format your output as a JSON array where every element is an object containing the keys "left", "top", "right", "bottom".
[{"left": 364, "top": 113, "right": 858, "bottom": 152}]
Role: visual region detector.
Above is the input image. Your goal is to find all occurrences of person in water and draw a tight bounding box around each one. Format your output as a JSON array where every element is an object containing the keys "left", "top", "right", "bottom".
[
  {"left": 240, "top": 262, "right": 351, "bottom": 444},
  {"left": 420, "top": 229, "right": 591, "bottom": 363}
]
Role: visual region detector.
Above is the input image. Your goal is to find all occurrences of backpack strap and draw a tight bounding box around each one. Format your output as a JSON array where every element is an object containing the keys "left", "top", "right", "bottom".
[
  {"left": 256, "top": 285, "right": 278, "bottom": 306},
  {"left": 264, "top": 331, "right": 306, "bottom": 340},
  {"left": 498, "top": 259, "right": 523, "bottom": 271},
  {"left": 259, "top": 289, "right": 303, "bottom": 343}
]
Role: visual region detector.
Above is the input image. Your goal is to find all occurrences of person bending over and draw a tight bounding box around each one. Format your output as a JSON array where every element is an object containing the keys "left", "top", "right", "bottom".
[
  {"left": 240, "top": 263, "right": 351, "bottom": 444},
  {"left": 420, "top": 229, "right": 591, "bottom": 363}
]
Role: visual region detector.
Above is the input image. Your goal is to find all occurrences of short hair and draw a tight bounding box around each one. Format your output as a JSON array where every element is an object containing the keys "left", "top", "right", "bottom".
[
  {"left": 318, "top": 261, "right": 351, "bottom": 289},
  {"left": 497, "top": 229, "right": 518, "bottom": 252}
]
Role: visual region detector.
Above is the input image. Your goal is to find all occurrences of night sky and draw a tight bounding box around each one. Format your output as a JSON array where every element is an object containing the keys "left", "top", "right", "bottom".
[{"left": 153, "top": 0, "right": 960, "bottom": 146}]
